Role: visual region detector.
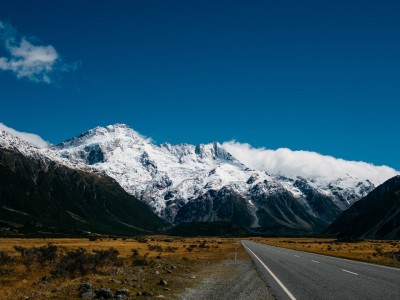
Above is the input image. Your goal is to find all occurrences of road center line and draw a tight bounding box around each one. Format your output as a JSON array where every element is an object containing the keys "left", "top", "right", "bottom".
[
  {"left": 311, "top": 260, "right": 320, "bottom": 263},
  {"left": 294, "top": 255, "right": 300, "bottom": 257},
  {"left": 341, "top": 269, "right": 359, "bottom": 276},
  {"left": 242, "top": 243, "right": 297, "bottom": 300}
]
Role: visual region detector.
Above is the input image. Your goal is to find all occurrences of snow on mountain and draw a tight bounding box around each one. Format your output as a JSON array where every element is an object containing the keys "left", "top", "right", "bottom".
[
  {"left": 0, "top": 123, "right": 50, "bottom": 148},
  {"left": 54, "top": 124, "right": 273, "bottom": 221},
  {"left": 51, "top": 124, "right": 377, "bottom": 225},
  {"left": 1, "top": 123, "right": 391, "bottom": 230},
  {"left": 0, "top": 129, "right": 96, "bottom": 177}
]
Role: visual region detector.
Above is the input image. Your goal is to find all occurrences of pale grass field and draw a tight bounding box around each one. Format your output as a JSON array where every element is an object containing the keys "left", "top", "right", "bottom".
[
  {"left": 0, "top": 236, "right": 247, "bottom": 299},
  {"left": 1, "top": 236, "right": 398, "bottom": 299},
  {"left": 251, "top": 237, "right": 400, "bottom": 268}
]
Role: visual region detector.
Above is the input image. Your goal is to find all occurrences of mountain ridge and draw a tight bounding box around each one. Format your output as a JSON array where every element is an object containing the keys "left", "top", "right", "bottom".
[
  {"left": 326, "top": 175, "right": 400, "bottom": 239},
  {"left": 1, "top": 124, "right": 394, "bottom": 233},
  {"left": 0, "top": 145, "right": 167, "bottom": 236}
]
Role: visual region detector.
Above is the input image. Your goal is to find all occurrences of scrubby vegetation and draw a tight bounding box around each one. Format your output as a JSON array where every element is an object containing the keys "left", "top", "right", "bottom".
[
  {"left": 2, "top": 236, "right": 397, "bottom": 299},
  {"left": 0, "top": 236, "right": 245, "bottom": 299}
]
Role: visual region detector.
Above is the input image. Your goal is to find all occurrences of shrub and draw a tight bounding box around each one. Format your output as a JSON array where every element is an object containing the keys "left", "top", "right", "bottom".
[
  {"left": 373, "top": 247, "right": 383, "bottom": 257},
  {"left": 199, "top": 241, "right": 209, "bottom": 249},
  {"left": 37, "top": 244, "right": 58, "bottom": 266},
  {"left": 148, "top": 244, "right": 163, "bottom": 252},
  {"left": 186, "top": 245, "right": 196, "bottom": 252},
  {"left": 52, "top": 247, "right": 121, "bottom": 278},
  {"left": 131, "top": 249, "right": 140, "bottom": 257},
  {"left": 92, "top": 248, "right": 120, "bottom": 265},
  {"left": 164, "top": 246, "right": 178, "bottom": 253},
  {"left": 0, "top": 251, "right": 11, "bottom": 266},
  {"left": 52, "top": 248, "right": 94, "bottom": 277},
  {"left": 136, "top": 237, "right": 148, "bottom": 243},
  {"left": 0, "top": 251, "right": 12, "bottom": 274},
  {"left": 132, "top": 253, "right": 151, "bottom": 266},
  {"left": 13, "top": 244, "right": 57, "bottom": 271}
]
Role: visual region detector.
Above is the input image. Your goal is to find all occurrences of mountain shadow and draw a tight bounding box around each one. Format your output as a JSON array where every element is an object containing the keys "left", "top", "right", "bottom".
[
  {"left": 326, "top": 176, "right": 400, "bottom": 239},
  {"left": 0, "top": 148, "right": 167, "bottom": 236}
]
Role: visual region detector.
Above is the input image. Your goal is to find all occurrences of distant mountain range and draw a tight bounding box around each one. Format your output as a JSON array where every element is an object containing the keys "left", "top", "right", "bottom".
[
  {"left": 327, "top": 175, "right": 400, "bottom": 239},
  {"left": 0, "top": 124, "right": 398, "bottom": 236}
]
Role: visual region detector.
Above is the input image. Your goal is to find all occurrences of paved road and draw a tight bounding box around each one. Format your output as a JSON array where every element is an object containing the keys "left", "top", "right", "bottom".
[{"left": 242, "top": 240, "right": 400, "bottom": 300}]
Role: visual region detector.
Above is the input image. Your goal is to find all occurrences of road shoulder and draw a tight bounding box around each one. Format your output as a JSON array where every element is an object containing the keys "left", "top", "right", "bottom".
[{"left": 177, "top": 258, "right": 274, "bottom": 300}]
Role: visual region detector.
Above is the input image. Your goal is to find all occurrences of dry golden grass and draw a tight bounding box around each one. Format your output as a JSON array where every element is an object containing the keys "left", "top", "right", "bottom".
[
  {"left": 3, "top": 236, "right": 397, "bottom": 299},
  {"left": 250, "top": 237, "right": 400, "bottom": 268},
  {"left": 0, "top": 236, "right": 247, "bottom": 299}
]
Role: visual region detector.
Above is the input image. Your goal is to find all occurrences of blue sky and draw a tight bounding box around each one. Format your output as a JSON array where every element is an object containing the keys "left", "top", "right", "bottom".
[{"left": 0, "top": 0, "right": 399, "bottom": 169}]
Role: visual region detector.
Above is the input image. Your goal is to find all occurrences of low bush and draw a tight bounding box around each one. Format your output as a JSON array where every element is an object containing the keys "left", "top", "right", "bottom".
[
  {"left": 52, "top": 247, "right": 121, "bottom": 278},
  {"left": 14, "top": 244, "right": 57, "bottom": 271},
  {"left": 136, "top": 237, "right": 148, "bottom": 243},
  {"left": 164, "top": 246, "right": 178, "bottom": 253},
  {"left": 0, "top": 251, "right": 12, "bottom": 274},
  {"left": 199, "top": 241, "right": 209, "bottom": 249},
  {"left": 148, "top": 244, "right": 163, "bottom": 252},
  {"left": 131, "top": 248, "right": 140, "bottom": 257},
  {"left": 132, "top": 252, "right": 151, "bottom": 266}
]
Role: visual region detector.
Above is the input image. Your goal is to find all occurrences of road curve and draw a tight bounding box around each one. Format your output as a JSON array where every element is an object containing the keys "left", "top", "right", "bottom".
[{"left": 242, "top": 240, "right": 400, "bottom": 300}]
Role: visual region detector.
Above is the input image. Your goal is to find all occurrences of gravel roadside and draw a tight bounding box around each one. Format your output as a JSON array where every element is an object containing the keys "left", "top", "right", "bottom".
[{"left": 177, "top": 258, "right": 274, "bottom": 300}]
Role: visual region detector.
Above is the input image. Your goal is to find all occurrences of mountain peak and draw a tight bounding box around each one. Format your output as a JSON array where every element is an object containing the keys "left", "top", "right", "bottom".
[
  {"left": 57, "top": 124, "right": 147, "bottom": 148},
  {"left": 194, "top": 142, "right": 235, "bottom": 161},
  {"left": 3, "top": 123, "right": 387, "bottom": 231}
]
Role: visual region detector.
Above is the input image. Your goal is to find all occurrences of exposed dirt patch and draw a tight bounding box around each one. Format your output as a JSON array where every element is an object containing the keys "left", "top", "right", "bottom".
[{"left": 178, "top": 258, "right": 274, "bottom": 300}]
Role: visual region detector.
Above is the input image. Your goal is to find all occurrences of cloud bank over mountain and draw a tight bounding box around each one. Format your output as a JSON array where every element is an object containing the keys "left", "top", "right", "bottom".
[
  {"left": 222, "top": 141, "right": 399, "bottom": 185},
  {"left": 1, "top": 122, "right": 397, "bottom": 186},
  {"left": 0, "top": 123, "right": 49, "bottom": 147}
]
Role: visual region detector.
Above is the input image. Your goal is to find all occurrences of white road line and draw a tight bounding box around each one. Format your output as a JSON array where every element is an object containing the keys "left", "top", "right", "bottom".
[
  {"left": 242, "top": 243, "right": 297, "bottom": 300},
  {"left": 261, "top": 243, "right": 400, "bottom": 272},
  {"left": 342, "top": 269, "right": 359, "bottom": 276},
  {"left": 294, "top": 255, "right": 300, "bottom": 258},
  {"left": 311, "top": 260, "right": 320, "bottom": 264}
]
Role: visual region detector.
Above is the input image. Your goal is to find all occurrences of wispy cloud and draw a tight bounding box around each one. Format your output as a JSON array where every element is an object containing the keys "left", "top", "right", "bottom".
[
  {"left": 222, "top": 141, "right": 399, "bottom": 185},
  {"left": 0, "top": 123, "right": 50, "bottom": 148},
  {"left": 0, "top": 20, "right": 77, "bottom": 83}
]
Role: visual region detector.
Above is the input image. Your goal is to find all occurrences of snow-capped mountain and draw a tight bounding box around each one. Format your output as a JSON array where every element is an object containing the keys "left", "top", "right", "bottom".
[
  {"left": 1, "top": 124, "right": 385, "bottom": 232},
  {"left": 0, "top": 130, "right": 165, "bottom": 236},
  {"left": 327, "top": 175, "right": 400, "bottom": 239},
  {"left": 41, "top": 124, "right": 373, "bottom": 231}
]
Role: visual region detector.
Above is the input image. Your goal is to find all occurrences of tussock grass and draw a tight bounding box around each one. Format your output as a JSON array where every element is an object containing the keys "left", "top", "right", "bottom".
[{"left": 0, "top": 236, "right": 246, "bottom": 299}]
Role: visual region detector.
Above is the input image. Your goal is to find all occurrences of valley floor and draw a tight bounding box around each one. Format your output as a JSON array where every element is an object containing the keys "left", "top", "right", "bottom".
[
  {"left": 0, "top": 236, "right": 272, "bottom": 299},
  {"left": 1, "top": 236, "right": 398, "bottom": 299}
]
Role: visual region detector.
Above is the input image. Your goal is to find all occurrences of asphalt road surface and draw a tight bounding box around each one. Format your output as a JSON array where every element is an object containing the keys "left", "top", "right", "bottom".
[{"left": 242, "top": 240, "right": 400, "bottom": 300}]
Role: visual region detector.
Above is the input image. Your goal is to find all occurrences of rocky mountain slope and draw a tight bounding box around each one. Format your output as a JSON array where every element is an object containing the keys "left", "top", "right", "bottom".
[
  {"left": 326, "top": 175, "right": 400, "bottom": 239},
  {"left": 0, "top": 124, "right": 381, "bottom": 233},
  {"left": 53, "top": 124, "right": 377, "bottom": 232},
  {"left": 0, "top": 132, "right": 166, "bottom": 235}
]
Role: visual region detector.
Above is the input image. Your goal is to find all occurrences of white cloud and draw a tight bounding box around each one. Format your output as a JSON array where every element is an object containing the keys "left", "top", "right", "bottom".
[
  {"left": 0, "top": 123, "right": 50, "bottom": 148},
  {"left": 0, "top": 20, "right": 76, "bottom": 83},
  {"left": 222, "top": 141, "right": 399, "bottom": 185}
]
